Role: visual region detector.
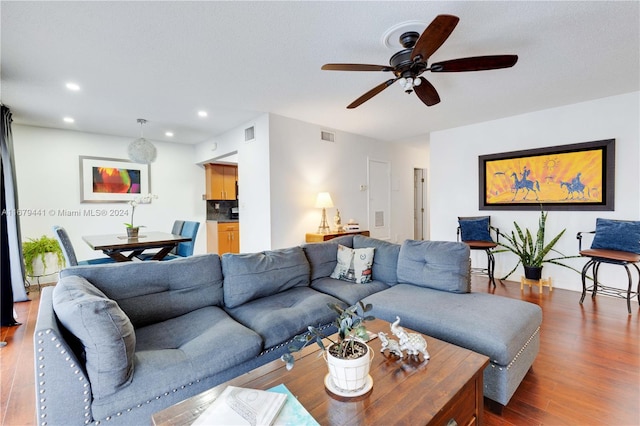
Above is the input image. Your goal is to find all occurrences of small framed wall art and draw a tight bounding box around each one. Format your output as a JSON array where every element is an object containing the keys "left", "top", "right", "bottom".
[
  {"left": 79, "top": 156, "right": 150, "bottom": 203},
  {"left": 479, "top": 139, "right": 615, "bottom": 211}
]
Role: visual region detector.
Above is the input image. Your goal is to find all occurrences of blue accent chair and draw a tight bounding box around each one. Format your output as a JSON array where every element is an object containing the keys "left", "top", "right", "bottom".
[{"left": 53, "top": 226, "right": 116, "bottom": 266}]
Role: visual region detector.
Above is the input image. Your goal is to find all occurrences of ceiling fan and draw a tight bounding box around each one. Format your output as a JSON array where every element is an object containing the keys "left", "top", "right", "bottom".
[{"left": 321, "top": 15, "right": 518, "bottom": 109}]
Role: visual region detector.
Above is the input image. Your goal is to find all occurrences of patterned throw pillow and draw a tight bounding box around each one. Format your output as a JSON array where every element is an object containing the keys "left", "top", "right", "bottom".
[{"left": 330, "top": 244, "right": 375, "bottom": 284}]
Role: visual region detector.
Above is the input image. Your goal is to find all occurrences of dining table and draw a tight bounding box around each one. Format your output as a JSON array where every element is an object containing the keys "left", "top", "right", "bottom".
[{"left": 82, "top": 231, "right": 192, "bottom": 262}]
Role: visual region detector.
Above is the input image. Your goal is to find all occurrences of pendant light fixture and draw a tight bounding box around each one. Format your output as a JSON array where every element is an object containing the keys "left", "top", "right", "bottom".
[{"left": 127, "top": 118, "right": 157, "bottom": 164}]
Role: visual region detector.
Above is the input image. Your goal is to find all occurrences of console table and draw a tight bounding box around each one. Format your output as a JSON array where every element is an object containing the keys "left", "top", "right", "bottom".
[{"left": 305, "top": 229, "right": 369, "bottom": 242}]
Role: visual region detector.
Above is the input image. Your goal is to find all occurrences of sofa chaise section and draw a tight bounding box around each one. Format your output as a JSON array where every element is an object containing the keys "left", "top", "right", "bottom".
[{"left": 363, "top": 239, "right": 542, "bottom": 406}]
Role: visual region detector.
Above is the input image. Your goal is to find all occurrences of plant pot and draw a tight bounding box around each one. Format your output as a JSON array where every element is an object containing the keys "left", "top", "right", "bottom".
[
  {"left": 126, "top": 227, "right": 140, "bottom": 238},
  {"left": 524, "top": 265, "right": 543, "bottom": 280},
  {"left": 26, "top": 252, "right": 62, "bottom": 285},
  {"left": 324, "top": 340, "right": 373, "bottom": 395}
]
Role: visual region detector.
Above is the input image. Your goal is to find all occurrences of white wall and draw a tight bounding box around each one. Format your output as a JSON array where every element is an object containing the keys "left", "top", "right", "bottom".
[
  {"left": 195, "top": 113, "right": 272, "bottom": 253},
  {"left": 196, "top": 113, "right": 428, "bottom": 251},
  {"left": 268, "top": 114, "right": 427, "bottom": 249},
  {"left": 13, "top": 125, "right": 207, "bottom": 262},
  {"left": 430, "top": 92, "right": 640, "bottom": 292}
]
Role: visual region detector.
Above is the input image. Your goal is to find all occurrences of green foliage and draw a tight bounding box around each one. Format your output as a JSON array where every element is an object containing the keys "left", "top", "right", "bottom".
[
  {"left": 281, "top": 301, "right": 374, "bottom": 370},
  {"left": 22, "top": 235, "right": 65, "bottom": 277},
  {"left": 495, "top": 209, "right": 581, "bottom": 279}
]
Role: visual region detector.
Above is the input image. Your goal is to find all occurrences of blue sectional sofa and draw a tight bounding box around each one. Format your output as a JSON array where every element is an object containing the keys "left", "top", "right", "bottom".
[{"left": 34, "top": 235, "right": 542, "bottom": 425}]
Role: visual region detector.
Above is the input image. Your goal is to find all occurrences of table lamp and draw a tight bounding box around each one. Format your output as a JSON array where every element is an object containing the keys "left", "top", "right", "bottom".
[{"left": 315, "top": 192, "right": 334, "bottom": 234}]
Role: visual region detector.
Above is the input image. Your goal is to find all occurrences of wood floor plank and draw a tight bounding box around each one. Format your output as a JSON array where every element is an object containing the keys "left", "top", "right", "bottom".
[{"left": 1, "top": 278, "right": 639, "bottom": 426}]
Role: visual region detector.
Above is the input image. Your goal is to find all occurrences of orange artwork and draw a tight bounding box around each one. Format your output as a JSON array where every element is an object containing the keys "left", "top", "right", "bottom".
[
  {"left": 485, "top": 150, "right": 603, "bottom": 204},
  {"left": 479, "top": 139, "right": 614, "bottom": 211}
]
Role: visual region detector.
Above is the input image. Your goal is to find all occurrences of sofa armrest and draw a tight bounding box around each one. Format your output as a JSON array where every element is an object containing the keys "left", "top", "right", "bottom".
[{"left": 34, "top": 287, "right": 94, "bottom": 425}]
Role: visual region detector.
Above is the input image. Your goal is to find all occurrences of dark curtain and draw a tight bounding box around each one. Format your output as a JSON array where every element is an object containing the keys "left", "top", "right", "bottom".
[
  {"left": 1, "top": 105, "right": 28, "bottom": 325},
  {"left": 2, "top": 168, "right": 19, "bottom": 325}
]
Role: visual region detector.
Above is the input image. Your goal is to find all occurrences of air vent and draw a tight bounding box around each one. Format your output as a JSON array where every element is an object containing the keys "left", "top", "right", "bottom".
[
  {"left": 321, "top": 130, "right": 335, "bottom": 143},
  {"left": 244, "top": 126, "right": 255, "bottom": 142}
]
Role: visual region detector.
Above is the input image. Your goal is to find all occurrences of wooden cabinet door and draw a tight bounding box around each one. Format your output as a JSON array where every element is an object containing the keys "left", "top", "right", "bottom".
[
  {"left": 230, "top": 229, "right": 240, "bottom": 253},
  {"left": 217, "top": 223, "right": 239, "bottom": 254},
  {"left": 222, "top": 166, "right": 237, "bottom": 200},
  {"left": 205, "top": 164, "right": 237, "bottom": 200}
]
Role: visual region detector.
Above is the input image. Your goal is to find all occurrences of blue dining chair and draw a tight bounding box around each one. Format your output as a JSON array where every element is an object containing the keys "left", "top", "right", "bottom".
[
  {"left": 138, "top": 220, "right": 200, "bottom": 261},
  {"left": 52, "top": 226, "right": 116, "bottom": 266}
]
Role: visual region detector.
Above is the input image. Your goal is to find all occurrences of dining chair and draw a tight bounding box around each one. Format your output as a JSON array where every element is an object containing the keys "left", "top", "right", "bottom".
[
  {"left": 52, "top": 226, "right": 116, "bottom": 267},
  {"left": 577, "top": 218, "right": 640, "bottom": 314},
  {"left": 138, "top": 220, "right": 200, "bottom": 261},
  {"left": 457, "top": 216, "right": 499, "bottom": 286}
]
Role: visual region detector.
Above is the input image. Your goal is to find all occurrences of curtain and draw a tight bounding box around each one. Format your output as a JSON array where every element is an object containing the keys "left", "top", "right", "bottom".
[{"left": 1, "top": 105, "right": 28, "bottom": 316}]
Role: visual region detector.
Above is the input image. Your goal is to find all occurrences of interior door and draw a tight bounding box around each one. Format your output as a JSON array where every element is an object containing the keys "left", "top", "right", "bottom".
[
  {"left": 367, "top": 159, "right": 391, "bottom": 240},
  {"left": 414, "top": 168, "right": 427, "bottom": 240}
]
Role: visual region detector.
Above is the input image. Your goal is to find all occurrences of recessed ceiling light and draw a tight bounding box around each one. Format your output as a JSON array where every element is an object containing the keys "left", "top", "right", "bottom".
[
  {"left": 165, "top": 131, "right": 174, "bottom": 137},
  {"left": 63, "top": 117, "right": 75, "bottom": 123},
  {"left": 198, "top": 110, "right": 208, "bottom": 118},
  {"left": 65, "top": 82, "right": 80, "bottom": 91}
]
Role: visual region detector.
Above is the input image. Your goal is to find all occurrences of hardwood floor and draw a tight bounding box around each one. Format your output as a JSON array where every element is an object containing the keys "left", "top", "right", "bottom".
[{"left": 1, "top": 278, "right": 638, "bottom": 425}]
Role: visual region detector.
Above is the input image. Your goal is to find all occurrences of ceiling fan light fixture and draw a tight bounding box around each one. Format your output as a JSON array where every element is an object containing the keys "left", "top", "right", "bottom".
[{"left": 128, "top": 118, "right": 157, "bottom": 164}]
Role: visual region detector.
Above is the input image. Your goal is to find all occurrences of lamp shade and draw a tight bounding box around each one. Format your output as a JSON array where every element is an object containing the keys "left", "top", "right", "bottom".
[{"left": 315, "top": 192, "right": 334, "bottom": 209}]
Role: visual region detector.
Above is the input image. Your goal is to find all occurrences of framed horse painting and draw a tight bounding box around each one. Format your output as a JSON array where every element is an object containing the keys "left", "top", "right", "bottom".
[{"left": 478, "top": 139, "right": 615, "bottom": 211}]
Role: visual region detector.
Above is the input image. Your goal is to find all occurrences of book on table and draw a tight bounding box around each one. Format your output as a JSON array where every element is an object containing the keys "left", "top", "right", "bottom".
[
  {"left": 192, "top": 386, "right": 286, "bottom": 426},
  {"left": 192, "top": 384, "right": 318, "bottom": 426}
]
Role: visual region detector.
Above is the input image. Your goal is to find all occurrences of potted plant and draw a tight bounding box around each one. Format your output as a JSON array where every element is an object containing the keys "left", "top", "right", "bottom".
[
  {"left": 22, "top": 235, "right": 65, "bottom": 279},
  {"left": 496, "top": 208, "right": 580, "bottom": 280},
  {"left": 281, "top": 301, "right": 375, "bottom": 394}
]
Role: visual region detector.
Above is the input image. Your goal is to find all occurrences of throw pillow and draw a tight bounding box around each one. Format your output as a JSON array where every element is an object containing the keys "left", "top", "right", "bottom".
[
  {"left": 52, "top": 275, "right": 135, "bottom": 400},
  {"left": 591, "top": 218, "right": 640, "bottom": 254},
  {"left": 458, "top": 217, "right": 493, "bottom": 242},
  {"left": 330, "top": 245, "right": 375, "bottom": 284}
]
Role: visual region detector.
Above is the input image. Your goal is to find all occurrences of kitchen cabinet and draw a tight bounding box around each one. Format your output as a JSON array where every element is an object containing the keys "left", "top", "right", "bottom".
[
  {"left": 205, "top": 164, "right": 237, "bottom": 200},
  {"left": 207, "top": 221, "right": 240, "bottom": 254}
]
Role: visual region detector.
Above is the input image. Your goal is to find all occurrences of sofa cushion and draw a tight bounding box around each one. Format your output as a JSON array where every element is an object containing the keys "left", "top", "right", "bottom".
[
  {"left": 591, "top": 218, "right": 640, "bottom": 254},
  {"left": 311, "top": 277, "right": 389, "bottom": 305},
  {"left": 52, "top": 275, "right": 135, "bottom": 400},
  {"left": 222, "top": 247, "right": 311, "bottom": 309},
  {"left": 354, "top": 235, "right": 401, "bottom": 285},
  {"left": 330, "top": 245, "right": 374, "bottom": 283},
  {"left": 397, "top": 240, "right": 471, "bottom": 293},
  {"left": 59, "top": 254, "right": 224, "bottom": 327},
  {"left": 302, "top": 242, "right": 340, "bottom": 280},
  {"left": 459, "top": 216, "right": 492, "bottom": 242},
  {"left": 91, "top": 306, "right": 263, "bottom": 420},
  {"left": 363, "top": 284, "right": 542, "bottom": 366},
  {"left": 224, "top": 287, "right": 344, "bottom": 348}
]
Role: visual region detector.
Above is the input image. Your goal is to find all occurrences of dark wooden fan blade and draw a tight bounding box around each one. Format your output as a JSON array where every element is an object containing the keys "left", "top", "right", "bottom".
[
  {"left": 347, "top": 79, "right": 397, "bottom": 109},
  {"left": 414, "top": 77, "right": 440, "bottom": 106},
  {"left": 411, "top": 15, "right": 460, "bottom": 62},
  {"left": 322, "top": 63, "right": 393, "bottom": 72},
  {"left": 430, "top": 55, "right": 518, "bottom": 72}
]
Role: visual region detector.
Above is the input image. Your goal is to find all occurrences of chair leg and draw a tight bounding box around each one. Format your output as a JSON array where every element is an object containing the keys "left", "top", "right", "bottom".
[
  {"left": 580, "top": 259, "right": 595, "bottom": 305},
  {"left": 486, "top": 249, "right": 496, "bottom": 287}
]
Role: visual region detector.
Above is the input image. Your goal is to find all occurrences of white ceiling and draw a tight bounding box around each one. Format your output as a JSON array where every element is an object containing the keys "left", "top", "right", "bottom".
[{"left": 2, "top": 1, "right": 638, "bottom": 145}]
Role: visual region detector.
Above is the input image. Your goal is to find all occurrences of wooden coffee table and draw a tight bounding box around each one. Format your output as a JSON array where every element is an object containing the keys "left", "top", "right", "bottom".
[{"left": 152, "top": 319, "right": 489, "bottom": 426}]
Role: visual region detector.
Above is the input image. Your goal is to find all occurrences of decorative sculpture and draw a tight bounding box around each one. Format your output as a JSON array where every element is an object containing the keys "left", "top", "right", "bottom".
[
  {"left": 390, "top": 317, "right": 429, "bottom": 360},
  {"left": 378, "top": 332, "right": 403, "bottom": 358}
]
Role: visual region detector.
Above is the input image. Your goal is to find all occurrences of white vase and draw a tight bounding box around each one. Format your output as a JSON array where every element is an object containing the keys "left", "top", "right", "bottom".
[{"left": 324, "top": 341, "right": 373, "bottom": 392}]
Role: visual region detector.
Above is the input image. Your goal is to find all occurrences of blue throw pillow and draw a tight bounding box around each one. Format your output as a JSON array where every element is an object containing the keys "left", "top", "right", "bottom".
[
  {"left": 459, "top": 217, "right": 492, "bottom": 242},
  {"left": 591, "top": 218, "right": 640, "bottom": 254}
]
